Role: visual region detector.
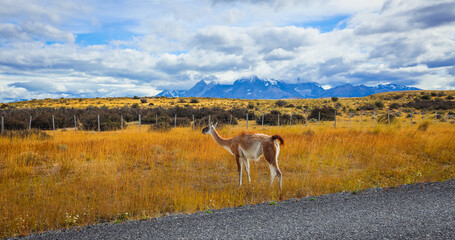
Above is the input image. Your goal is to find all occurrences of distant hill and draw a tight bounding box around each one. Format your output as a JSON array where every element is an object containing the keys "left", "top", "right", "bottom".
[{"left": 156, "top": 76, "right": 420, "bottom": 99}]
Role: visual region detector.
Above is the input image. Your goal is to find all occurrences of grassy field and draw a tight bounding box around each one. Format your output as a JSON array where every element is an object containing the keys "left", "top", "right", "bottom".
[{"left": 1, "top": 118, "right": 454, "bottom": 237}]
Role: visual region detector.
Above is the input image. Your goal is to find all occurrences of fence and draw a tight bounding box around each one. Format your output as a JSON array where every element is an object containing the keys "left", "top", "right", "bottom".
[{"left": 1, "top": 109, "right": 453, "bottom": 135}]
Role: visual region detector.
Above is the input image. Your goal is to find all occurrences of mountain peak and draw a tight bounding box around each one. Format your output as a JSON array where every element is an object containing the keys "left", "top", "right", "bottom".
[{"left": 155, "top": 77, "right": 421, "bottom": 99}]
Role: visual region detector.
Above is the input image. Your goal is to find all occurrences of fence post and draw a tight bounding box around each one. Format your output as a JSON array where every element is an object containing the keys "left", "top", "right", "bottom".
[
  {"left": 387, "top": 110, "right": 390, "bottom": 125},
  {"left": 410, "top": 109, "right": 413, "bottom": 126},
  {"left": 155, "top": 114, "right": 158, "bottom": 127},
  {"left": 290, "top": 112, "right": 292, "bottom": 125},
  {"left": 174, "top": 114, "right": 177, "bottom": 128},
  {"left": 52, "top": 115, "right": 55, "bottom": 135},
  {"left": 278, "top": 113, "right": 280, "bottom": 128},
  {"left": 74, "top": 115, "right": 77, "bottom": 133},
  {"left": 334, "top": 110, "right": 336, "bottom": 128},
  {"left": 209, "top": 115, "right": 211, "bottom": 125},
  {"left": 230, "top": 115, "right": 232, "bottom": 126},
  {"left": 121, "top": 115, "right": 124, "bottom": 131},
  {"left": 192, "top": 115, "right": 195, "bottom": 130},
  {"left": 139, "top": 114, "right": 141, "bottom": 132},
  {"left": 373, "top": 110, "right": 376, "bottom": 128},
  {"left": 98, "top": 114, "right": 100, "bottom": 133},
  {"left": 305, "top": 111, "right": 308, "bottom": 126},
  {"left": 29, "top": 115, "right": 32, "bottom": 130},
  {"left": 318, "top": 111, "right": 320, "bottom": 125},
  {"left": 1, "top": 115, "right": 3, "bottom": 134},
  {"left": 261, "top": 114, "right": 264, "bottom": 128},
  {"left": 246, "top": 113, "right": 248, "bottom": 130}
]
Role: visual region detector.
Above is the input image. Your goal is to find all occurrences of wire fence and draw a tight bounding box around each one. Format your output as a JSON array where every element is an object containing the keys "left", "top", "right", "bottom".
[{"left": 1, "top": 109, "right": 454, "bottom": 135}]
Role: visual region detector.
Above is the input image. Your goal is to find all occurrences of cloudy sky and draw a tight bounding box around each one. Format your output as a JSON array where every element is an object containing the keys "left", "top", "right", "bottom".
[{"left": 0, "top": 0, "right": 454, "bottom": 102}]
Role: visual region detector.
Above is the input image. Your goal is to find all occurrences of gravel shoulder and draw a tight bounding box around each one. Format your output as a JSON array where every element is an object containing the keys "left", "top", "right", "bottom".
[{"left": 13, "top": 179, "right": 455, "bottom": 240}]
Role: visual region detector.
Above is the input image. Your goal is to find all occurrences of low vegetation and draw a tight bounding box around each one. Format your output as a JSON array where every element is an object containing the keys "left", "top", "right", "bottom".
[{"left": 0, "top": 90, "right": 454, "bottom": 238}]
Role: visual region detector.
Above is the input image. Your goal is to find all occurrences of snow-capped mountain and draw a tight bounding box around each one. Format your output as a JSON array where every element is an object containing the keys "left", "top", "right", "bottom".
[{"left": 155, "top": 76, "right": 421, "bottom": 99}]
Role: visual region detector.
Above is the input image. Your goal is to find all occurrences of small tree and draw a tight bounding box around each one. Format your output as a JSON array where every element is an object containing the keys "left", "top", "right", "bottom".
[{"left": 331, "top": 97, "right": 339, "bottom": 102}]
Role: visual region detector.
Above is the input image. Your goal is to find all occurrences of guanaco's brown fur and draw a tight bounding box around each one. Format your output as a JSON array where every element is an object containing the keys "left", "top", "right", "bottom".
[{"left": 202, "top": 123, "right": 284, "bottom": 189}]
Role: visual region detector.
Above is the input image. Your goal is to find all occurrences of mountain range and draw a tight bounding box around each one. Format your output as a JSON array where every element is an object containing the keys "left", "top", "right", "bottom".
[{"left": 156, "top": 76, "right": 420, "bottom": 99}]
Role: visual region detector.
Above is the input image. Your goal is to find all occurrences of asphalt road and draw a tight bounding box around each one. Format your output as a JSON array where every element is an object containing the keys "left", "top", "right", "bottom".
[{"left": 15, "top": 179, "right": 455, "bottom": 240}]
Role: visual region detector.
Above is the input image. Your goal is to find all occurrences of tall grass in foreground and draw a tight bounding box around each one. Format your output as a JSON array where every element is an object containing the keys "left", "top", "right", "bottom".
[{"left": 1, "top": 123, "right": 454, "bottom": 237}]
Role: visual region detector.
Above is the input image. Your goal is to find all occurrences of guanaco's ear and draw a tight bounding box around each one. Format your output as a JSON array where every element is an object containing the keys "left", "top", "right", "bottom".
[{"left": 213, "top": 122, "right": 218, "bottom": 128}]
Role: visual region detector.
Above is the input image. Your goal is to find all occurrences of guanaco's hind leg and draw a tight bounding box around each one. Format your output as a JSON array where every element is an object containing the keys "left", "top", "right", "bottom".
[
  {"left": 236, "top": 155, "right": 243, "bottom": 186},
  {"left": 263, "top": 142, "right": 282, "bottom": 189}
]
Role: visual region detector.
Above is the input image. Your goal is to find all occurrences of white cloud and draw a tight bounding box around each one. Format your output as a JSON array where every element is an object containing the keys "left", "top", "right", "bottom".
[{"left": 0, "top": 0, "right": 454, "bottom": 102}]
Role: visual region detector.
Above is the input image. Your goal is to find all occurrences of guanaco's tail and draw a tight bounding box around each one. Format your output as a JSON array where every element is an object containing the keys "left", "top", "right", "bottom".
[{"left": 271, "top": 135, "right": 284, "bottom": 146}]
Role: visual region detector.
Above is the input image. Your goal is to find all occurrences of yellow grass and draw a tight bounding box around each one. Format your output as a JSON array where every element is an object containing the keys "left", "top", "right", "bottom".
[{"left": 1, "top": 121, "right": 454, "bottom": 238}]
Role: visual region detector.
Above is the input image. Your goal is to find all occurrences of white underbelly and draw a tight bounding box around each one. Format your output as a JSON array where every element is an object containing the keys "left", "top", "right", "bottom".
[{"left": 239, "top": 143, "right": 263, "bottom": 161}]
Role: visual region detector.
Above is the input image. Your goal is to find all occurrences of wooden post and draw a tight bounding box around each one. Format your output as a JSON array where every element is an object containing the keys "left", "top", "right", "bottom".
[
  {"left": 305, "top": 111, "right": 308, "bottom": 126},
  {"left": 373, "top": 110, "right": 376, "bottom": 128},
  {"left": 230, "top": 115, "right": 232, "bottom": 126},
  {"left": 1, "top": 115, "right": 3, "bottom": 134},
  {"left": 29, "top": 115, "right": 32, "bottom": 130},
  {"left": 155, "top": 114, "right": 158, "bottom": 127},
  {"left": 334, "top": 110, "right": 336, "bottom": 128},
  {"left": 318, "top": 111, "right": 320, "bottom": 125},
  {"left": 139, "top": 114, "right": 141, "bottom": 132},
  {"left": 349, "top": 111, "right": 351, "bottom": 128},
  {"left": 388, "top": 110, "right": 390, "bottom": 125},
  {"left": 121, "top": 115, "right": 124, "bottom": 131},
  {"left": 174, "top": 114, "right": 177, "bottom": 128},
  {"left": 209, "top": 115, "right": 211, "bottom": 125},
  {"left": 52, "top": 115, "right": 55, "bottom": 135},
  {"left": 410, "top": 109, "right": 413, "bottom": 126},
  {"left": 278, "top": 113, "right": 280, "bottom": 128},
  {"left": 246, "top": 113, "right": 248, "bottom": 130},
  {"left": 261, "top": 114, "right": 264, "bottom": 128},
  {"left": 97, "top": 114, "right": 100, "bottom": 133},
  {"left": 192, "top": 115, "right": 195, "bottom": 130},
  {"left": 74, "top": 115, "right": 77, "bottom": 133},
  {"left": 290, "top": 113, "right": 292, "bottom": 125}
]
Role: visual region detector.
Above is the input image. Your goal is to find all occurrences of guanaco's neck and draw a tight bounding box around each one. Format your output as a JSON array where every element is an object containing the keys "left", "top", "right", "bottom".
[{"left": 210, "top": 128, "right": 231, "bottom": 147}]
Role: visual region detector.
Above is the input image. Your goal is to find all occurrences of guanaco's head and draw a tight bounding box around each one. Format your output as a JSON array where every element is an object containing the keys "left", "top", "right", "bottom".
[{"left": 202, "top": 122, "right": 218, "bottom": 134}]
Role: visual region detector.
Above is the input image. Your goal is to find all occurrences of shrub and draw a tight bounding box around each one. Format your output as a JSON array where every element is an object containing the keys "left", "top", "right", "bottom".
[
  {"left": 178, "top": 98, "right": 186, "bottom": 103},
  {"left": 247, "top": 102, "right": 255, "bottom": 109},
  {"left": 133, "top": 96, "right": 140, "bottom": 99},
  {"left": 309, "top": 106, "right": 336, "bottom": 121},
  {"left": 285, "top": 104, "right": 295, "bottom": 108},
  {"left": 421, "top": 95, "right": 431, "bottom": 100},
  {"left": 275, "top": 100, "right": 287, "bottom": 107},
  {"left": 190, "top": 98, "right": 199, "bottom": 103},
  {"left": 376, "top": 113, "right": 397, "bottom": 124},
  {"left": 357, "top": 103, "right": 375, "bottom": 111},
  {"left": 331, "top": 97, "right": 339, "bottom": 102},
  {"left": 447, "top": 95, "right": 454, "bottom": 100},
  {"left": 140, "top": 98, "right": 148, "bottom": 103},
  {"left": 374, "top": 101, "right": 384, "bottom": 109}
]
